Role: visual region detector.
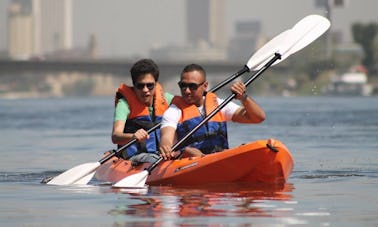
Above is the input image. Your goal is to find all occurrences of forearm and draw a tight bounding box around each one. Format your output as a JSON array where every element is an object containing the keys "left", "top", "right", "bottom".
[
  {"left": 111, "top": 132, "right": 135, "bottom": 145},
  {"left": 241, "top": 95, "right": 266, "bottom": 123},
  {"left": 230, "top": 81, "right": 265, "bottom": 123},
  {"left": 232, "top": 95, "right": 266, "bottom": 123},
  {"left": 159, "top": 127, "right": 175, "bottom": 150}
]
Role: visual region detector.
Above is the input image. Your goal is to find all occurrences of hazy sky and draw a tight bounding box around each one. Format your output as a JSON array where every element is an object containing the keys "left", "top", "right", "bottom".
[{"left": 1, "top": 0, "right": 377, "bottom": 58}]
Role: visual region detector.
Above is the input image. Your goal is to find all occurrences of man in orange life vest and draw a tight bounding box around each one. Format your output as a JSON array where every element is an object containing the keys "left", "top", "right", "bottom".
[
  {"left": 159, "top": 63, "right": 266, "bottom": 160},
  {"left": 112, "top": 59, "right": 173, "bottom": 164}
]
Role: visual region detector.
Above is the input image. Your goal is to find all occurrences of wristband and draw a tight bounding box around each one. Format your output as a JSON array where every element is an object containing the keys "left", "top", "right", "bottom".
[{"left": 241, "top": 92, "right": 248, "bottom": 101}]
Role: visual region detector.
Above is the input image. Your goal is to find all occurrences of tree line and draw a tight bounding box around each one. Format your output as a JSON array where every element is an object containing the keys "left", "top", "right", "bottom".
[{"left": 352, "top": 22, "right": 378, "bottom": 75}]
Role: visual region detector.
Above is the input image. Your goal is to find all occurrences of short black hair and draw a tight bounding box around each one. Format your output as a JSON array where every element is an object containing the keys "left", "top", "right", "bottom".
[
  {"left": 130, "top": 59, "right": 159, "bottom": 84},
  {"left": 181, "top": 63, "right": 206, "bottom": 79}
]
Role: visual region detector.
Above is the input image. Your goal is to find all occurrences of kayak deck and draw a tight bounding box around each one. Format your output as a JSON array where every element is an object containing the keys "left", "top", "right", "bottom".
[{"left": 95, "top": 139, "right": 294, "bottom": 186}]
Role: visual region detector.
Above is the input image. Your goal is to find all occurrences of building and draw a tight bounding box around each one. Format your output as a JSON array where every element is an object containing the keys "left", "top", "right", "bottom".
[
  {"left": 7, "top": 0, "right": 34, "bottom": 59},
  {"left": 187, "top": 0, "right": 227, "bottom": 48},
  {"left": 151, "top": 0, "right": 227, "bottom": 61},
  {"left": 7, "top": 0, "right": 72, "bottom": 59},
  {"left": 33, "top": 0, "right": 72, "bottom": 55}
]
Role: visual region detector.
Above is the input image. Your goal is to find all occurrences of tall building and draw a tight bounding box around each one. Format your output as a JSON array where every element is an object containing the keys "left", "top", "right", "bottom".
[
  {"left": 7, "top": 0, "right": 72, "bottom": 59},
  {"left": 33, "top": 0, "right": 72, "bottom": 55},
  {"left": 150, "top": 0, "right": 228, "bottom": 61},
  {"left": 7, "top": 0, "right": 34, "bottom": 59},
  {"left": 186, "top": 0, "right": 227, "bottom": 48}
]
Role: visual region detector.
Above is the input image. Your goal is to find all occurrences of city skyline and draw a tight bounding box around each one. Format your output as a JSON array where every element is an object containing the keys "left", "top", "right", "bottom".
[{"left": 0, "top": 0, "right": 377, "bottom": 59}]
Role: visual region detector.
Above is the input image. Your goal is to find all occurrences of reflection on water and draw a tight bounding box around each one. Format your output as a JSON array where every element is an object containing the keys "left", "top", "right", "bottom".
[{"left": 108, "top": 182, "right": 294, "bottom": 225}]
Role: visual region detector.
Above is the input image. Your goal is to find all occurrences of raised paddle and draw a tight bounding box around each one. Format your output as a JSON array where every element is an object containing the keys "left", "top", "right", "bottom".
[
  {"left": 44, "top": 45, "right": 271, "bottom": 186},
  {"left": 113, "top": 14, "right": 330, "bottom": 188},
  {"left": 213, "top": 14, "right": 330, "bottom": 91},
  {"left": 248, "top": 14, "right": 331, "bottom": 70}
]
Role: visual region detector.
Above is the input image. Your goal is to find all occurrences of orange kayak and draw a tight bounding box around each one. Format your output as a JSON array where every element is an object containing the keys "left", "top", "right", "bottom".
[{"left": 95, "top": 139, "right": 294, "bottom": 186}]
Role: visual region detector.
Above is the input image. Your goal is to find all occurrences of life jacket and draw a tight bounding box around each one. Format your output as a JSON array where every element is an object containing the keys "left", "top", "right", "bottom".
[
  {"left": 115, "top": 82, "right": 168, "bottom": 159},
  {"left": 172, "top": 92, "right": 229, "bottom": 154}
]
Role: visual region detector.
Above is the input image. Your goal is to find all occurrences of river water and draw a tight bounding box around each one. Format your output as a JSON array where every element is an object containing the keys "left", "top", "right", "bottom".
[{"left": 0, "top": 96, "right": 377, "bottom": 226}]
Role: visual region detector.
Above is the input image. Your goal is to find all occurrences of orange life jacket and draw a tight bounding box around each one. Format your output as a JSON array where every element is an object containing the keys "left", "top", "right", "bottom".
[
  {"left": 115, "top": 82, "right": 168, "bottom": 159},
  {"left": 172, "top": 92, "right": 229, "bottom": 154}
]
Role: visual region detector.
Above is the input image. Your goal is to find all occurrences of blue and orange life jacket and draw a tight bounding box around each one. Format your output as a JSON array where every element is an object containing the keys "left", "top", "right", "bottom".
[
  {"left": 115, "top": 83, "right": 168, "bottom": 159},
  {"left": 172, "top": 92, "right": 229, "bottom": 154}
]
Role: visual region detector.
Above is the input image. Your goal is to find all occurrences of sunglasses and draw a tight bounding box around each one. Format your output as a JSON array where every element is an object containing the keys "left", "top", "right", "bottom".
[
  {"left": 178, "top": 81, "right": 205, "bottom": 91},
  {"left": 134, "top": 82, "right": 155, "bottom": 90}
]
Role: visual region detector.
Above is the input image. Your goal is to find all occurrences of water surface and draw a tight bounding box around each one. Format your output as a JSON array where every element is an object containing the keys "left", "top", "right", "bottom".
[{"left": 1, "top": 96, "right": 377, "bottom": 226}]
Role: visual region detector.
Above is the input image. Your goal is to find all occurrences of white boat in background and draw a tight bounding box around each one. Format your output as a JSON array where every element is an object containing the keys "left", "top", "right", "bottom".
[{"left": 325, "top": 66, "right": 373, "bottom": 96}]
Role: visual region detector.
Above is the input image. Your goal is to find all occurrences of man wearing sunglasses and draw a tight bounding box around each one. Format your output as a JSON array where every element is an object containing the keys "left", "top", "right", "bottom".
[
  {"left": 112, "top": 59, "right": 173, "bottom": 164},
  {"left": 159, "top": 64, "right": 266, "bottom": 160}
]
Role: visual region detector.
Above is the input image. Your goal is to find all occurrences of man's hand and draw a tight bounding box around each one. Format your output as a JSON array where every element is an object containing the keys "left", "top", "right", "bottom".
[
  {"left": 159, "top": 145, "right": 176, "bottom": 160},
  {"left": 230, "top": 81, "right": 247, "bottom": 100}
]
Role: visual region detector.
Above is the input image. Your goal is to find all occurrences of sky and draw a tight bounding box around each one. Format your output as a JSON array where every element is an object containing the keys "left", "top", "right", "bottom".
[{"left": 0, "top": 0, "right": 377, "bottom": 58}]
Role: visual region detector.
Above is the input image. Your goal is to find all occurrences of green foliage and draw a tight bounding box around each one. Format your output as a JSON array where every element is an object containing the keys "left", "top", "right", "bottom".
[
  {"left": 373, "top": 36, "right": 378, "bottom": 74},
  {"left": 352, "top": 22, "right": 378, "bottom": 73}
]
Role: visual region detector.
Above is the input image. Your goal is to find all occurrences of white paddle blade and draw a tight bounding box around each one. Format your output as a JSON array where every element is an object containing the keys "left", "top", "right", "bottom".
[
  {"left": 112, "top": 170, "right": 149, "bottom": 188},
  {"left": 246, "top": 14, "right": 330, "bottom": 71},
  {"left": 282, "top": 14, "right": 331, "bottom": 58},
  {"left": 47, "top": 162, "right": 100, "bottom": 185},
  {"left": 73, "top": 171, "right": 96, "bottom": 185},
  {"left": 246, "top": 29, "right": 292, "bottom": 71}
]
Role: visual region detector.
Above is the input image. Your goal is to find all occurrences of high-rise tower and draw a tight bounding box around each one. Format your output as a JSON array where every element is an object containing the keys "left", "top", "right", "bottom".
[
  {"left": 7, "top": 0, "right": 34, "bottom": 59},
  {"left": 33, "top": 0, "right": 72, "bottom": 55},
  {"left": 186, "top": 0, "right": 227, "bottom": 48}
]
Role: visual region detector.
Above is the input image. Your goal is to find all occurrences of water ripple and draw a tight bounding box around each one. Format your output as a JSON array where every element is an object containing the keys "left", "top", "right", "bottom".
[
  {"left": 292, "top": 169, "right": 375, "bottom": 180},
  {"left": 0, "top": 171, "right": 61, "bottom": 183}
]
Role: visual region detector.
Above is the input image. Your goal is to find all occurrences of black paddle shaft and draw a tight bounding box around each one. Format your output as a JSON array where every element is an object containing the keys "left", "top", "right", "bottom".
[
  {"left": 147, "top": 53, "right": 282, "bottom": 173},
  {"left": 209, "top": 66, "right": 250, "bottom": 93}
]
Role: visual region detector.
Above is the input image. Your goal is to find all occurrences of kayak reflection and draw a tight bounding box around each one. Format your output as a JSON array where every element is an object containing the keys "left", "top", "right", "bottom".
[{"left": 109, "top": 182, "right": 294, "bottom": 222}]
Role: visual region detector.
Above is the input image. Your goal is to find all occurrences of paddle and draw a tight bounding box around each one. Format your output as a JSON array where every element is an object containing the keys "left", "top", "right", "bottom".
[
  {"left": 249, "top": 14, "right": 331, "bottom": 69},
  {"left": 44, "top": 123, "right": 162, "bottom": 185},
  {"left": 113, "top": 14, "right": 330, "bottom": 188},
  {"left": 213, "top": 14, "right": 330, "bottom": 91},
  {"left": 44, "top": 45, "right": 267, "bottom": 186}
]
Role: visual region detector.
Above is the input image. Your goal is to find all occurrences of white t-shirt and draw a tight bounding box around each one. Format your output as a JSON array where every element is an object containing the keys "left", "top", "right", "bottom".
[{"left": 161, "top": 97, "right": 240, "bottom": 129}]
